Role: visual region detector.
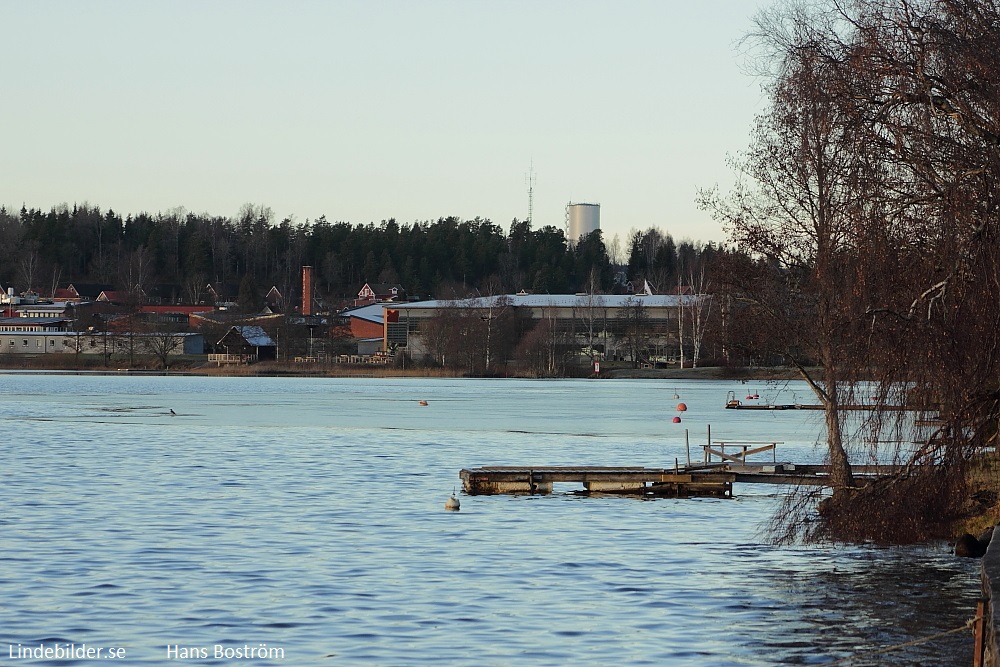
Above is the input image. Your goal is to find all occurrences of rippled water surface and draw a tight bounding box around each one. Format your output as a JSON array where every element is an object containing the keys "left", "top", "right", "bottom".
[{"left": 0, "top": 374, "right": 980, "bottom": 665}]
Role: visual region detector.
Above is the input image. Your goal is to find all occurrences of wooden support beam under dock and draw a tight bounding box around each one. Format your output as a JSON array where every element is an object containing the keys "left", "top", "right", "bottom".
[{"left": 459, "top": 464, "right": 904, "bottom": 498}]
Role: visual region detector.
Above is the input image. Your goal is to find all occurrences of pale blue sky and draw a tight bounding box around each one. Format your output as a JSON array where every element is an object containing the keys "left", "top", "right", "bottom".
[{"left": 2, "top": 1, "right": 768, "bottom": 247}]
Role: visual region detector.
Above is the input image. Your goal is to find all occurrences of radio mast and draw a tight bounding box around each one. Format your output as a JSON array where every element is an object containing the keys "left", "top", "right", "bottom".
[{"left": 526, "top": 161, "right": 536, "bottom": 224}]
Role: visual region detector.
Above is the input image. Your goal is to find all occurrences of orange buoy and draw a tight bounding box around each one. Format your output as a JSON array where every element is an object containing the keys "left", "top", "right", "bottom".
[
  {"left": 676, "top": 403, "right": 687, "bottom": 412},
  {"left": 672, "top": 416, "right": 682, "bottom": 423}
]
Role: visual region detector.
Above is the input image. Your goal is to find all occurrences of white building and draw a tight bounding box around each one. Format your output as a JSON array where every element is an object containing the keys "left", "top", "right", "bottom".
[{"left": 0, "top": 332, "right": 205, "bottom": 357}]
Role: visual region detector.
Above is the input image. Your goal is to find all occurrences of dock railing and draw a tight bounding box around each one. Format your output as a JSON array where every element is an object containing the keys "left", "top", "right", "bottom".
[
  {"left": 209, "top": 353, "right": 251, "bottom": 365},
  {"left": 703, "top": 441, "right": 781, "bottom": 465}
]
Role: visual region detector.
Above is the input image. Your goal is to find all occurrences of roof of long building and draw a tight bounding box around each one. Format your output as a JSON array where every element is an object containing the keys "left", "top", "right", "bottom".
[
  {"left": 232, "top": 325, "right": 276, "bottom": 347},
  {"left": 384, "top": 293, "right": 697, "bottom": 310},
  {"left": 341, "top": 303, "right": 386, "bottom": 324}
]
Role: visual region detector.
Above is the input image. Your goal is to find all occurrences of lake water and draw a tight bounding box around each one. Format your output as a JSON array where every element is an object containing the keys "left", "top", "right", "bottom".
[{"left": 0, "top": 374, "right": 980, "bottom": 665}]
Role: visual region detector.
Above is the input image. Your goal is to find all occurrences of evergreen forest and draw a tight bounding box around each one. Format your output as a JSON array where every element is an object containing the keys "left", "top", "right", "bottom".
[{"left": 0, "top": 203, "right": 721, "bottom": 309}]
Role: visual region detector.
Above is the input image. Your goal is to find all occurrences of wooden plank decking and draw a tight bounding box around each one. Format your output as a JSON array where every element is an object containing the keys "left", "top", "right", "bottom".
[
  {"left": 459, "top": 463, "right": 905, "bottom": 498},
  {"left": 725, "top": 402, "right": 920, "bottom": 410},
  {"left": 726, "top": 400, "right": 937, "bottom": 412}
]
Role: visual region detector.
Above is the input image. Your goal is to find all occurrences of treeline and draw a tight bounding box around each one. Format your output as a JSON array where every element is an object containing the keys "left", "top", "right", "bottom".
[{"left": 0, "top": 203, "right": 720, "bottom": 307}]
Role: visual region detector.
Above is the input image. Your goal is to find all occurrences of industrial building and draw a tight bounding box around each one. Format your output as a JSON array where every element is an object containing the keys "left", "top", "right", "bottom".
[{"left": 382, "top": 292, "right": 698, "bottom": 364}]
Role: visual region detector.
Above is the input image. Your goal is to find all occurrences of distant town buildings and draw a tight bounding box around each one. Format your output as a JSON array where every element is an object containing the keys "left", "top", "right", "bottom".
[{"left": 0, "top": 271, "right": 708, "bottom": 370}]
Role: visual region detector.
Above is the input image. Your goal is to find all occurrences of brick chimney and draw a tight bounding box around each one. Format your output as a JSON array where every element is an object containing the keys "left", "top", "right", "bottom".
[{"left": 302, "top": 266, "right": 313, "bottom": 316}]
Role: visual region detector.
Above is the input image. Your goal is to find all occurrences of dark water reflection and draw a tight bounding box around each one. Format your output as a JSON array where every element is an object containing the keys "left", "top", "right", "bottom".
[
  {"left": 0, "top": 375, "right": 980, "bottom": 665},
  {"left": 738, "top": 546, "right": 977, "bottom": 665}
]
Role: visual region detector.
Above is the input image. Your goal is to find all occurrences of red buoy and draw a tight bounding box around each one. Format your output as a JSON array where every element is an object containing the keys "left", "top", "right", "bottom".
[
  {"left": 676, "top": 403, "right": 688, "bottom": 412},
  {"left": 672, "top": 416, "right": 682, "bottom": 423}
]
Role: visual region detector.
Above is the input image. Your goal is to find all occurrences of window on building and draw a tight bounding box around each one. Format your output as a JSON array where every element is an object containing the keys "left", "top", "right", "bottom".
[
  {"left": 386, "top": 322, "right": 408, "bottom": 347},
  {"left": 22, "top": 339, "right": 28, "bottom": 347}
]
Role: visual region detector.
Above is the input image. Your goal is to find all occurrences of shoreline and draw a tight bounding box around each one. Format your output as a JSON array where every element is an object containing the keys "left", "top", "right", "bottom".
[{"left": 0, "top": 362, "right": 805, "bottom": 381}]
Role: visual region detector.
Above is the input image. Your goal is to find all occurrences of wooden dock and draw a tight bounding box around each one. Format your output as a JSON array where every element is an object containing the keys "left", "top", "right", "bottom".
[
  {"left": 459, "top": 462, "right": 903, "bottom": 498},
  {"left": 724, "top": 399, "right": 935, "bottom": 411},
  {"left": 724, "top": 402, "right": 918, "bottom": 410}
]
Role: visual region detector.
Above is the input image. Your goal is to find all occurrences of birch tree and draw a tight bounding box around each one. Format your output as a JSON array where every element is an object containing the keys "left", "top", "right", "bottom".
[
  {"left": 700, "top": 6, "right": 869, "bottom": 489},
  {"left": 685, "top": 264, "right": 713, "bottom": 368}
]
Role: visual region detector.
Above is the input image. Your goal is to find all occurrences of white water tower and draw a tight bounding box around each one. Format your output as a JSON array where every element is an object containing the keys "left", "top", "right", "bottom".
[{"left": 565, "top": 202, "right": 600, "bottom": 246}]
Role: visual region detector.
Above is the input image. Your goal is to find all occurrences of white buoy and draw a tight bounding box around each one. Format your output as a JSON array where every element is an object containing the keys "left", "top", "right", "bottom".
[
  {"left": 673, "top": 388, "right": 680, "bottom": 399},
  {"left": 444, "top": 492, "right": 460, "bottom": 511}
]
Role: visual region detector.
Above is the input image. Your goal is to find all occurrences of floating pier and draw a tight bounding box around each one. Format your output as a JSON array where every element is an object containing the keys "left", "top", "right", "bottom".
[
  {"left": 460, "top": 465, "right": 739, "bottom": 497},
  {"left": 724, "top": 402, "right": 918, "bottom": 410},
  {"left": 460, "top": 442, "right": 904, "bottom": 499},
  {"left": 722, "top": 390, "right": 932, "bottom": 411}
]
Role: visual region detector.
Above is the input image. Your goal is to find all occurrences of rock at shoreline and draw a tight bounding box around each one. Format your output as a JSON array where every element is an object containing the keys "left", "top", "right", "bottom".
[{"left": 955, "top": 532, "right": 988, "bottom": 558}]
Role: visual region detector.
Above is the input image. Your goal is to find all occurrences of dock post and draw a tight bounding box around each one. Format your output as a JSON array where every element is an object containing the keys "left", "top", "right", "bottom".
[
  {"left": 705, "top": 424, "right": 711, "bottom": 463},
  {"left": 685, "top": 429, "right": 691, "bottom": 466},
  {"left": 974, "top": 599, "right": 986, "bottom": 667}
]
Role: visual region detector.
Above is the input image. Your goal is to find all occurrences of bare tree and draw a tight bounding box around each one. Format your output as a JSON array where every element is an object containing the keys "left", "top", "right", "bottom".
[
  {"left": 62, "top": 332, "right": 87, "bottom": 366},
  {"left": 424, "top": 299, "right": 486, "bottom": 375},
  {"left": 686, "top": 263, "right": 714, "bottom": 368},
  {"left": 18, "top": 246, "right": 40, "bottom": 293},
  {"left": 618, "top": 296, "right": 650, "bottom": 368},
  {"left": 184, "top": 273, "right": 206, "bottom": 305},
  {"left": 44, "top": 263, "right": 61, "bottom": 300},
  {"left": 420, "top": 310, "right": 451, "bottom": 367},
  {"left": 701, "top": 6, "right": 869, "bottom": 489},
  {"left": 540, "top": 303, "right": 560, "bottom": 375},
  {"left": 121, "top": 247, "right": 153, "bottom": 302},
  {"left": 514, "top": 319, "right": 554, "bottom": 377},
  {"left": 478, "top": 294, "right": 521, "bottom": 374},
  {"left": 704, "top": 0, "right": 1000, "bottom": 543},
  {"left": 576, "top": 268, "right": 607, "bottom": 361},
  {"left": 676, "top": 261, "right": 684, "bottom": 368},
  {"left": 607, "top": 233, "right": 624, "bottom": 267},
  {"left": 142, "top": 330, "right": 184, "bottom": 370}
]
